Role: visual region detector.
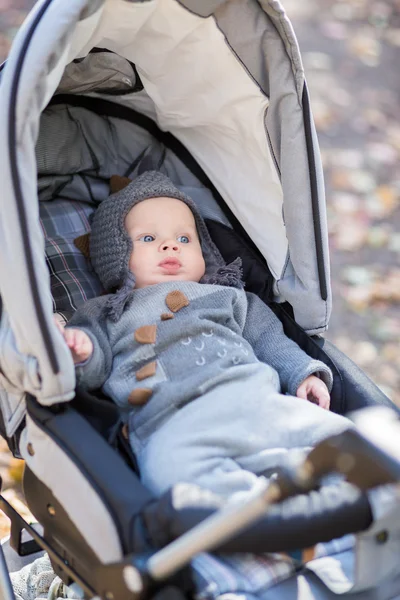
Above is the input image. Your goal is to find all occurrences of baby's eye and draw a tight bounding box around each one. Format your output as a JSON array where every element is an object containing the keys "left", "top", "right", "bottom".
[
  {"left": 139, "top": 235, "right": 155, "bottom": 242},
  {"left": 177, "top": 235, "right": 190, "bottom": 244}
]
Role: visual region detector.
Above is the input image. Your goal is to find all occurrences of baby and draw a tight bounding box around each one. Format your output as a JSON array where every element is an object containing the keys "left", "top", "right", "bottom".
[{"left": 63, "top": 171, "right": 351, "bottom": 500}]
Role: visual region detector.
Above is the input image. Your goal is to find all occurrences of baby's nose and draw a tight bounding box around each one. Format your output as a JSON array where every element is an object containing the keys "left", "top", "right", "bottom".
[{"left": 160, "top": 240, "right": 180, "bottom": 252}]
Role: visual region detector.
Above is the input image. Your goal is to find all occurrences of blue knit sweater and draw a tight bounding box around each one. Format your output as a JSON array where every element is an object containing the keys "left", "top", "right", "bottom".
[{"left": 68, "top": 281, "right": 332, "bottom": 440}]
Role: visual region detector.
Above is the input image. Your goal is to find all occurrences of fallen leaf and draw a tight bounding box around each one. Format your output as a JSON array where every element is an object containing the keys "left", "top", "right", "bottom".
[
  {"left": 342, "top": 285, "right": 372, "bottom": 311},
  {"left": 385, "top": 27, "right": 400, "bottom": 47},
  {"left": 376, "top": 185, "right": 399, "bottom": 214},
  {"left": 8, "top": 458, "right": 24, "bottom": 484},
  {"left": 365, "top": 186, "right": 399, "bottom": 218},
  {"left": 331, "top": 3, "right": 356, "bottom": 21},
  {"left": 331, "top": 192, "right": 361, "bottom": 214},
  {"left": 382, "top": 343, "right": 400, "bottom": 367},
  {"left": 2, "top": 489, "right": 35, "bottom": 523},
  {"left": 369, "top": 316, "right": 400, "bottom": 342},
  {"left": 352, "top": 340, "right": 378, "bottom": 366},
  {"left": 378, "top": 364, "right": 400, "bottom": 387},
  {"left": 320, "top": 21, "right": 349, "bottom": 40},
  {"left": 331, "top": 169, "right": 353, "bottom": 190},
  {"left": 369, "top": 271, "right": 400, "bottom": 304},
  {"left": 341, "top": 266, "right": 375, "bottom": 286},
  {"left": 388, "top": 233, "right": 400, "bottom": 253},
  {"left": 349, "top": 31, "right": 382, "bottom": 66},
  {"left": 303, "top": 51, "right": 333, "bottom": 70},
  {"left": 333, "top": 218, "right": 369, "bottom": 251},
  {"left": 366, "top": 225, "right": 390, "bottom": 248},
  {"left": 348, "top": 170, "right": 377, "bottom": 193},
  {"left": 366, "top": 142, "right": 398, "bottom": 165}
]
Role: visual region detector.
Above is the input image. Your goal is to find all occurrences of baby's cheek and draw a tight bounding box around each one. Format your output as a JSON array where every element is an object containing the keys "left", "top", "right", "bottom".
[
  {"left": 201, "top": 257, "right": 206, "bottom": 277},
  {"left": 128, "top": 253, "right": 135, "bottom": 273},
  {"left": 196, "top": 255, "right": 206, "bottom": 280},
  {"left": 129, "top": 253, "right": 143, "bottom": 279}
]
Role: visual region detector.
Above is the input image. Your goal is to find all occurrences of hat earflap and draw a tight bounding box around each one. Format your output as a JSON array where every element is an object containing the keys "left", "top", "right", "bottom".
[
  {"left": 105, "top": 271, "right": 136, "bottom": 322},
  {"left": 201, "top": 257, "right": 244, "bottom": 289}
]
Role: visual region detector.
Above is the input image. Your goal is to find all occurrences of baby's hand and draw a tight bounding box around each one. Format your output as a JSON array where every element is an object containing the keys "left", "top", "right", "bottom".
[
  {"left": 63, "top": 328, "right": 93, "bottom": 364},
  {"left": 296, "top": 375, "right": 330, "bottom": 410}
]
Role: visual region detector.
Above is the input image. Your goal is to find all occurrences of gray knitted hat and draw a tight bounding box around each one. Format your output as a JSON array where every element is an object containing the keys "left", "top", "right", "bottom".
[{"left": 90, "top": 171, "right": 243, "bottom": 321}]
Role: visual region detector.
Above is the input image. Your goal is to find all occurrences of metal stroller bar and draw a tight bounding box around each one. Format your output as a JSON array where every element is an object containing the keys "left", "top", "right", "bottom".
[{"left": 147, "top": 477, "right": 280, "bottom": 580}]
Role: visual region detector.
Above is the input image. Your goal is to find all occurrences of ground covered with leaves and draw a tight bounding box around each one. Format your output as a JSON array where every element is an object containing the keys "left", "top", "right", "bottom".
[
  {"left": 286, "top": 0, "right": 399, "bottom": 407},
  {"left": 0, "top": 0, "right": 399, "bottom": 537}
]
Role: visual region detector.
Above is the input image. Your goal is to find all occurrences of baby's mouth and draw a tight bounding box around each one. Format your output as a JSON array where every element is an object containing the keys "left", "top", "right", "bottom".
[{"left": 159, "top": 258, "right": 182, "bottom": 271}]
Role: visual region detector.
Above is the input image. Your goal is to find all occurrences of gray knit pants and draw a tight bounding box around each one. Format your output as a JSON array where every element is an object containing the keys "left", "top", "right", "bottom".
[{"left": 136, "top": 365, "right": 352, "bottom": 500}]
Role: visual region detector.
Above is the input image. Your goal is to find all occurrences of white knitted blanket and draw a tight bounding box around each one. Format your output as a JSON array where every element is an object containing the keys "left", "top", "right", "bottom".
[{"left": 10, "top": 554, "right": 80, "bottom": 600}]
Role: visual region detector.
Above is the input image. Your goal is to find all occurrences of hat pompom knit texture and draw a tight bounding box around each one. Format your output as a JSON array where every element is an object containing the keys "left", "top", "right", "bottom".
[{"left": 90, "top": 171, "right": 243, "bottom": 321}]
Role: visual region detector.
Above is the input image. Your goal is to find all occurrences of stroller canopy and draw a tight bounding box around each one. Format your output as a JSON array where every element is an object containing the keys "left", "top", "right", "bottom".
[{"left": 0, "top": 0, "right": 330, "bottom": 406}]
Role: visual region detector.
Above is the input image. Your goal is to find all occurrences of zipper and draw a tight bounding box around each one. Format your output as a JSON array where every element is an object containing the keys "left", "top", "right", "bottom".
[
  {"left": 7, "top": 0, "right": 59, "bottom": 374},
  {"left": 302, "top": 82, "right": 328, "bottom": 301}
]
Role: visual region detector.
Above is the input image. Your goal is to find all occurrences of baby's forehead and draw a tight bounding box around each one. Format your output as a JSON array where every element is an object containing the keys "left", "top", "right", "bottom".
[{"left": 127, "top": 196, "right": 196, "bottom": 224}]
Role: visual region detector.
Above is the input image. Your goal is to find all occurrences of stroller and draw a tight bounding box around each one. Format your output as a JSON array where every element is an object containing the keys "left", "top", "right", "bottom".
[{"left": 1, "top": 0, "right": 400, "bottom": 598}]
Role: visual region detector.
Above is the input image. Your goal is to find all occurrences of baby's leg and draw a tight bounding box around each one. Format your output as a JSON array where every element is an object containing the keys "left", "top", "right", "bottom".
[
  {"left": 134, "top": 365, "right": 352, "bottom": 500},
  {"left": 137, "top": 414, "right": 260, "bottom": 499}
]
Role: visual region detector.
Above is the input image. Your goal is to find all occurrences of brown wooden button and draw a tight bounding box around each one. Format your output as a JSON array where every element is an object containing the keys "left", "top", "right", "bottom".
[
  {"left": 136, "top": 361, "right": 157, "bottom": 381},
  {"left": 128, "top": 388, "right": 153, "bottom": 406},
  {"left": 110, "top": 174, "right": 132, "bottom": 194},
  {"left": 74, "top": 233, "right": 91, "bottom": 259},
  {"left": 134, "top": 324, "right": 157, "bottom": 344},
  {"left": 161, "top": 312, "right": 174, "bottom": 321},
  {"left": 165, "top": 290, "right": 190, "bottom": 313}
]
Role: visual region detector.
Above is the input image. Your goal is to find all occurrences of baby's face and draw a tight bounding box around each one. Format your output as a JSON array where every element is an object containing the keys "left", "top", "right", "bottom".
[{"left": 125, "top": 197, "right": 206, "bottom": 289}]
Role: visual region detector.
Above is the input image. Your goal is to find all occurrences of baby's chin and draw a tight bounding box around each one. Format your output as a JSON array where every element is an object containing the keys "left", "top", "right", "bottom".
[{"left": 136, "top": 274, "right": 202, "bottom": 288}]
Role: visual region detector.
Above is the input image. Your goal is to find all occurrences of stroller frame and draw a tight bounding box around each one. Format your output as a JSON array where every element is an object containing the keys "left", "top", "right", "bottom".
[{"left": 1, "top": 1, "right": 400, "bottom": 599}]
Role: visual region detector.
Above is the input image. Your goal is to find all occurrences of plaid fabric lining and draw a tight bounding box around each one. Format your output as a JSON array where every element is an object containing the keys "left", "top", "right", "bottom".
[
  {"left": 40, "top": 199, "right": 104, "bottom": 319},
  {"left": 192, "top": 553, "right": 296, "bottom": 600},
  {"left": 191, "top": 535, "right": 356, "bottom": 600},
  {"left": 39, "top": 199, "right": 93, "bottom": 237}
]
